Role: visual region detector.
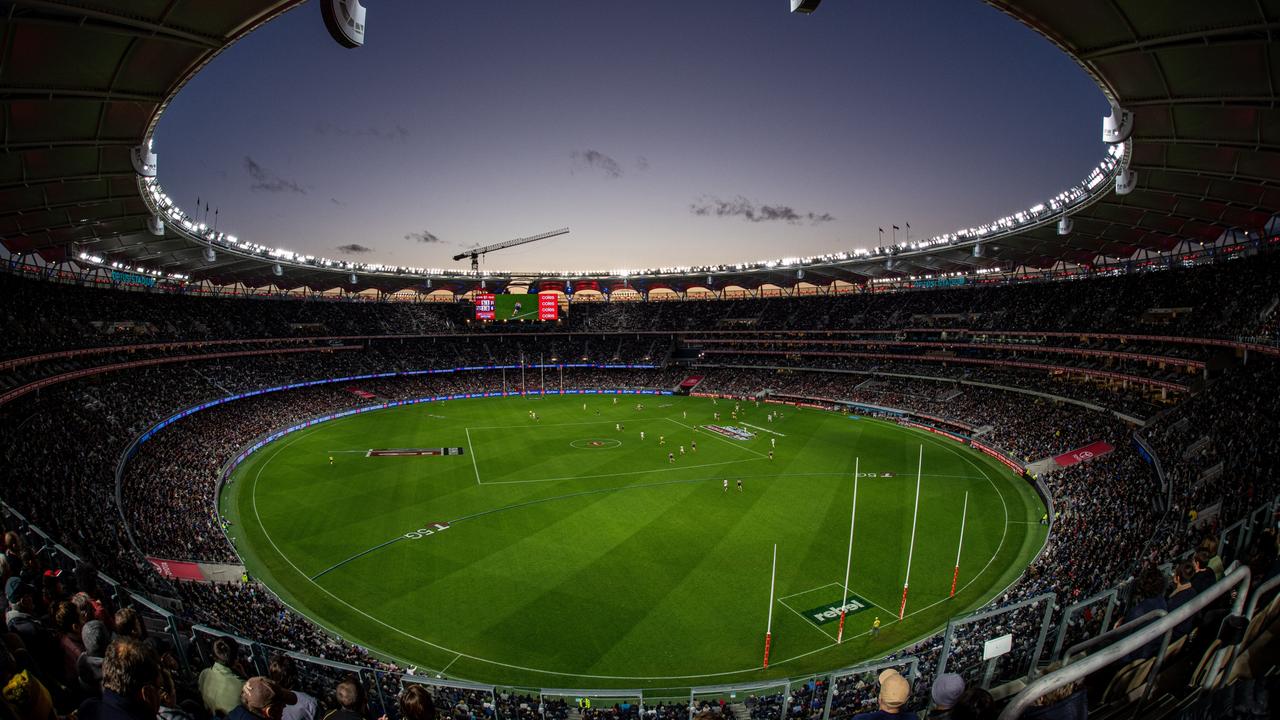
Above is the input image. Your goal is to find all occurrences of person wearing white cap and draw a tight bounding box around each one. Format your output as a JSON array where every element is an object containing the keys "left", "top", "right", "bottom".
[{"left": 851, "top": 668, "right": 916, "bottom": 719}]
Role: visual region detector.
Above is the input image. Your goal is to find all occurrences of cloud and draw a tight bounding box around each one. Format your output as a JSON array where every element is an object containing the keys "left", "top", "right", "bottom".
[
  {"left": 689, "top": 195, "right": 835, "bottom": 225},
  {"left": 330, "top": 197, "right": 345, "bottom": 206},
  {"left": 336, "top": 243, "right": 374, "bottom": 254},
  {"left": 315, "top": 122, "right": 411, "bottom": 142},
  {"left": 243, "top": 156, "right": 306, "bottom": 194},
  {"left": 636, "top": 156, "right": 650, "bottom": 172},
  {"left": 570, "top": 149, "right": 624, "bottom": 179},
  {"left": 404, "top": 230, "right": 444, "bottom": 244}
]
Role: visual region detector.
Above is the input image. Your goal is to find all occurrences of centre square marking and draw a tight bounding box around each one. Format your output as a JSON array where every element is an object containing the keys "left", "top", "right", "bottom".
[
  {"left": 798, "top": 593, "right": 873, "bottom": 626},
  {"left": 569, "top": 438, "right": 622, "bottom": 449}
]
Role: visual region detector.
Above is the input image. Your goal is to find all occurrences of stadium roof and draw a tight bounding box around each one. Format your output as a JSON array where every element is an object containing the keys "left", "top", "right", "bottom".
[{"left": 2, "top": 1, "right": 1278, "bottom": 294}]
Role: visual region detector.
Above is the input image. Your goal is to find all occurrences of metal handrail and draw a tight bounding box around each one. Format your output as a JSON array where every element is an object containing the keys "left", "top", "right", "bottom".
[
  {"left": 998, "top": 566, "right": 1251, "bottom": 720},
  {"left": 1061, "top": 608, "right": 1166, "bottom": 661},
  {"left": 1244, "top": 573, "right": 1280, "bottom": 618}
]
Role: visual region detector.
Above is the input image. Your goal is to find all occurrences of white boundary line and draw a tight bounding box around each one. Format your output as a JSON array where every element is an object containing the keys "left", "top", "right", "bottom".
[
  {"left": 467, "top": 419, "right": 666, "bottom": 431},
  {"left": 777, "top": 582, "right": 841, "bottom": 602},
  {"left": 478, "top": 458, "right": 759, "bottom": 486},
  {"left": 741, "top": 422, "right": 785, "bottom": 437},
  {"left": 853, "top": 590, "right": 898, "bottom": 617},
  {"left": 242, "top": 406, "right": 1041, "bottom": 683}
]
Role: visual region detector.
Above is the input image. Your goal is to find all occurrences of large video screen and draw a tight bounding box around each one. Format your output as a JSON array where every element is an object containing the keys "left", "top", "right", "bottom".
[{"left": 474, "top": 292, "right": 564, "bottom": 322}]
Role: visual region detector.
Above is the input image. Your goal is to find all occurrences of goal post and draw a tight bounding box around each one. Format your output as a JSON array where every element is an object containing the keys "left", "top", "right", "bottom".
[
  {"left": 763, "top": 543, "right": 777, "bottom": 668},
  {"left": 899, "top": 445, "right": 923, "bottom": 620},
  {"left": 837, "top": 457, "right": 859, "bottom": 643},
  {"left": 950, "top": 491, "right": 969, "bottom": 597}
]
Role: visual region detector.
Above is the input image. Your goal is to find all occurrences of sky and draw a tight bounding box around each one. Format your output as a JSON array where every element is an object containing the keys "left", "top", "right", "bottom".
[{"left": 155, "top": 0, "right": 1109, "bottom": 273}]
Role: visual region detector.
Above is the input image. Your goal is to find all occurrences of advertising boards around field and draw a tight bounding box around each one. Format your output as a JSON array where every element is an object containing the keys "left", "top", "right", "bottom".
[
  {"left": 366, "top": 447, "right": 464, "bottom": 457},
  {"left": 970, "top": 440, "right": 1026, "bottom": 474}
]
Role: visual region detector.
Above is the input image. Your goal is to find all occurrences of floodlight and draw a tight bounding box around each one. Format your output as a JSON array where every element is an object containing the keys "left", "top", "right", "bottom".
[
  {"left": 1102, "top": 105, "right": 1133, "bottom": 144},
  {"left": 1116, "top": 169, "right": 1137, "bottom": 195},
  {"left": 322, "top": 0, "right": 366, "bottom": 48}
]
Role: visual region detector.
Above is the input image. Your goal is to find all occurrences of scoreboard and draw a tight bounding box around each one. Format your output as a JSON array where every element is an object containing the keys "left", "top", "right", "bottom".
[
  {"left": 474, "top": 293, "right": 495, "bottom": 321},
  {"left": 538, "top": 292, "right": 558, "bottom": 321},
  {"left": 474, "top": 292, "right": 562, "bottom": 322}
]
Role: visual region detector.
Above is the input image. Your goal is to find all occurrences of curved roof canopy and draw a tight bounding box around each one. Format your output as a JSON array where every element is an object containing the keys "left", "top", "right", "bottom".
[{"left": 1, "top": 0, "right": 1276, "bottom": 293}]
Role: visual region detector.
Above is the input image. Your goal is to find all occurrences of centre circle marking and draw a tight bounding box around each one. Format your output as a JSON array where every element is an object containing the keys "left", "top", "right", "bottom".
[{"left": 570, "top": 438, "right": 622, "bottom": 449}]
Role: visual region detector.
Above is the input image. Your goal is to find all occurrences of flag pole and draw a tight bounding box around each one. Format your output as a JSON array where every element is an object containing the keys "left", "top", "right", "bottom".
[
  {"left": 837, "top": 458, "right": 859, "bottom": 643},
  {"left": 950, "top": 491, "right": 969, "bottom": 597},
  {"left": 763, "top": 543, "right": 777, "bottom": 668},
  {"left": 900, "top": 445, "right": 923, "bottom": 620}
]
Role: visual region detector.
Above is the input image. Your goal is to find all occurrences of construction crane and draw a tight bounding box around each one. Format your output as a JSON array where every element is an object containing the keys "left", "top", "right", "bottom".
[{"left": 453, "top": 228, "right": 570, "bottom": 273}]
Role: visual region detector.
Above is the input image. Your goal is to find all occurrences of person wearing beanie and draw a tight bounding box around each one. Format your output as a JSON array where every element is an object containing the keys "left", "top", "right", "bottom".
[
  {"left": 79, "top": 620, "right": 110, "bottom": 695},
  {"left": 928, "top": 674, "right": 965, "bottom": 719},
  {"left": 852, "top": 669, "right": 917, "bottom": 719}
]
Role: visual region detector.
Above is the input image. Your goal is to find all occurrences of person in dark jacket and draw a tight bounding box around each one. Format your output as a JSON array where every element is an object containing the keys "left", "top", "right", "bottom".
[
  {"left": 1189, "top": 550, "right": 1216, "bottom": 595},
  {"left": 77, "top": 638, "right": 163, "bottom": 720},
  {"left": 322, "top": 676, "right": 366, "bottom": 720},
  {"left": 1165, "top": 560, "right": 1198, "bottom": 641},
  {"left": 79, "top": 619, "right": 110, "bottom": 695},
  {"left": 397, "top": 685, "right": 435, "bottom": 720},
  {"left": 1116, "top": 565, "right": 1169, "bottom": 662}
]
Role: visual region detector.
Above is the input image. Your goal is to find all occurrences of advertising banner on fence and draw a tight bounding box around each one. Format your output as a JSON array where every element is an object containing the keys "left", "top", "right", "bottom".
[
  {"left": 1053, "top": 440, "right": 1115, "bottom": 468},
  {"left": 147, "top": 558, "right": 206, "bottom": 581}
]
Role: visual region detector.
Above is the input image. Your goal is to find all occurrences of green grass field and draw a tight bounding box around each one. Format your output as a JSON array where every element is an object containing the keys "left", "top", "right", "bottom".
[{"left": 220, "top": 395, "right": 1046, "bottom": 690}]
